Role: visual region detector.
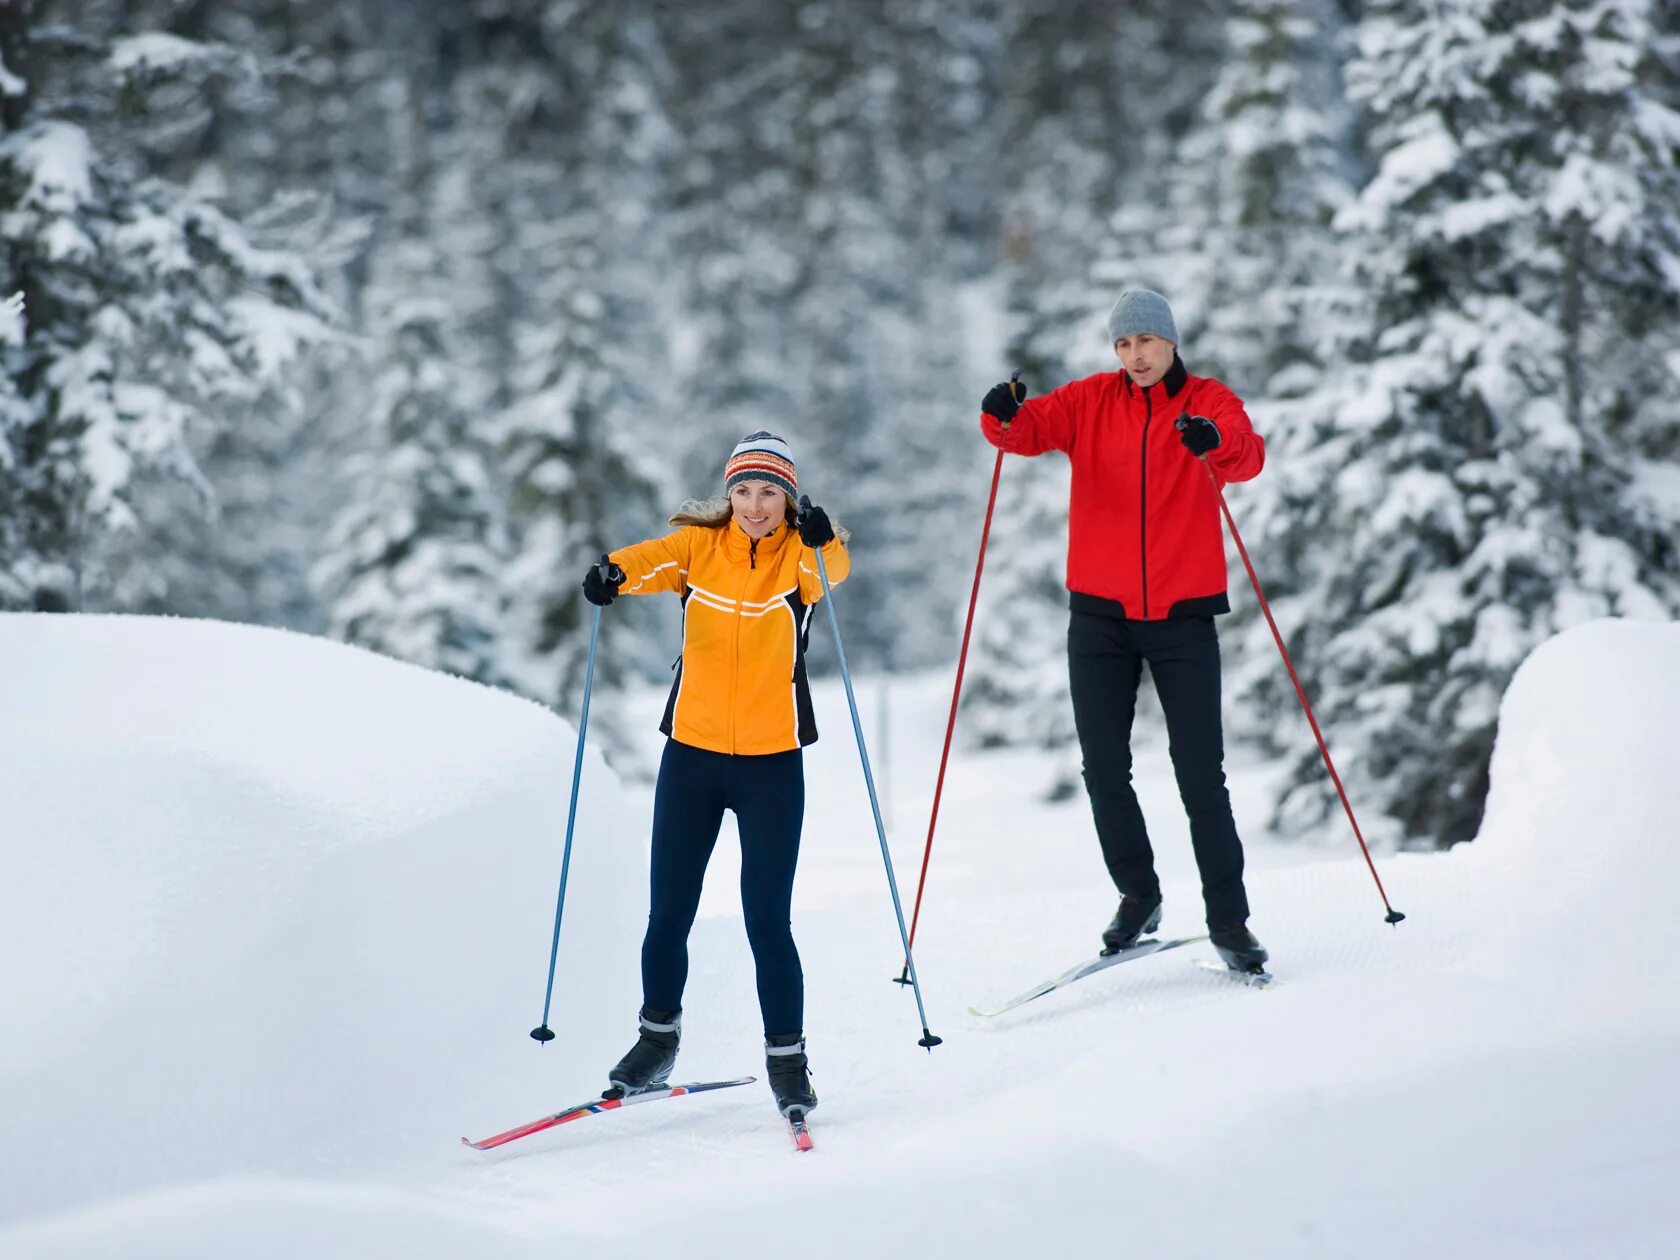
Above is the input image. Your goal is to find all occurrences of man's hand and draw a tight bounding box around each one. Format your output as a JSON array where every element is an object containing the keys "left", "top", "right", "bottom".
[
  {"left": 581, "top": 553, "right": 627, "bottom": 606},
  {"left": 1177, "top": 414, "right": 1221, "bottom": 457},
  {"left": 981, "top": 376, "right": 1026, "bottom": 425}
]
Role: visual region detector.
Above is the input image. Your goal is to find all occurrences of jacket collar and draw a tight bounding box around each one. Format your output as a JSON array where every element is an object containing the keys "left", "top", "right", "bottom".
[
  {"left": 724, "top": 517, "right": 791, "bottom": 561},
  {"left": 1120, "top": 353, "right": 1189, "bottom": 404}
]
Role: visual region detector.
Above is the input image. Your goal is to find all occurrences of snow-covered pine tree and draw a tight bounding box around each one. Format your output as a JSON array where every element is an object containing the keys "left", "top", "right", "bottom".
[
  {"left": 0, "top": 4, "right": 334, "bottom": 612},
  {"left": 1235, "top": 0, "right": 1680, "bottom": 849},
  {"left": 313, "top": 43, "right": 514, "bottom": 688},
  {"left": 958, "top": 285, "right": 1080, "bottom": 790},
  {"left": 1127, "top": 0, "right": 1366, "bottom": 775},
  {"left": 962, "top": 2, "right": 1228, "bottom": 788},
  {"left": 776, "top": 0, "right": 991, "bottom": 672},
  {"left": 486, "top": 2, "right": 675, "bottom": 761}
]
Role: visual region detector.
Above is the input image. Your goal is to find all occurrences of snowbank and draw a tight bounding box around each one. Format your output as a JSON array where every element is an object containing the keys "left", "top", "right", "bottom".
[
  {"left": 0, "top": 614, "right": 641, "bottom": 1232},
  {"left": 3, "top": 614, "right": 1677, "bottom": 1259}
]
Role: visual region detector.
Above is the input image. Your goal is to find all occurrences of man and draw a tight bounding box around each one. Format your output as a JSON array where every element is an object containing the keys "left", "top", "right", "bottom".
[{"left": 978, "top": 288, "right": 1269, "bottom": 971}]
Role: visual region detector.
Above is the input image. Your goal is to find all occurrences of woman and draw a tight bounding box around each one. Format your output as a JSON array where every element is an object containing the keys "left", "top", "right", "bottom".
[{"left": 580, "top": 430, "right": 848, "bottom": 1122}]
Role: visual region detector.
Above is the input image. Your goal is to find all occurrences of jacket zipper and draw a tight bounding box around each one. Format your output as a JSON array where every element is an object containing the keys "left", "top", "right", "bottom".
[
  {"left": 1140, "top": 389, "right": 1152, "bottom": 619},
  {"left": 730, "top": 539, "right": 756, "bottom": 752}
]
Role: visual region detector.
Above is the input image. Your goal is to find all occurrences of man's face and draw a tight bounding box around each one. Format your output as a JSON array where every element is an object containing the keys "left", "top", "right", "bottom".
[{"left": 1114, "top": 334, "right": 1175, "bottom": 388}]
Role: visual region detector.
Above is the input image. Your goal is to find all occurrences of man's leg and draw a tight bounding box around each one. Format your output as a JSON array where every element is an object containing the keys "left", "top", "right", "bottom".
[
  {"left": 641, "top": 740, "right": 729, "bottom": 1012},
  {"left": 1144, "top": 617, "right": 1250, "bottom": 928},
  {"left": 1068, "top": 611, "right": 1157, "bottom": 900}
]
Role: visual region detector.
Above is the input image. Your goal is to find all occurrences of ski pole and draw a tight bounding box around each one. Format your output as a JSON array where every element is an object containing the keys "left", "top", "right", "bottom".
[
  {"left": 802, "top": 498, "right": 942, "bottom": 1050},
  {"left": 895, "top": 369, "right": 1017, "bottom": 986},
  {"left": 531, "top": 582, "right": 607, "bottom": 1042},
  {"left": 1179, "top": 426, "right": 1404, "bottom": 925}
]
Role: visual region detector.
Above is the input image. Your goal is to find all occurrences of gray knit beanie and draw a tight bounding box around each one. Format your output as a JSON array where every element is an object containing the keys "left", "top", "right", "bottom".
[{"left": 1105, "top": 288, "right": 1179, "bottom": 346}]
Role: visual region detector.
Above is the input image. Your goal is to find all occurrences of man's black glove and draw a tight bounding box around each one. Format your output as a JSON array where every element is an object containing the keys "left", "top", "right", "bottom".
[
  {"left": 795, "top": 498, "right": 835, "bottom": 548},
  {"left": 1177, "top": 414, "right": 1221, "bottom": 456},
  {"left": 981, "top": 378, "right": 1026, "bottom": 424},
  {"left": 581, "top": 553, "right": 626, "bottom": 606}
]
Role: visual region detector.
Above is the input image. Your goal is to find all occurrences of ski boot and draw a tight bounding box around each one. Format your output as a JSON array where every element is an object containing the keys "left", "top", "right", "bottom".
[
  {"left": 606, "top": 1006, "right": 680, "bottom": 1096},
  {"left": 1100, "top": 894, "right": 1163, "bottom": 956},
  {"left": 765, "top": 1033, "right": 818, "bottom": 1120},
  {"left": 1210, "top": 924, "right": 1269, "bottom": 973}
]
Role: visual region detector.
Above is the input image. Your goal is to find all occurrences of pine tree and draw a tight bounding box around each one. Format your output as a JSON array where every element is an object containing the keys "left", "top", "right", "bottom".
[
  {"left": 1235, "top": 0, "right": 1680, "bottom": 848},
  {"left": 310, "top": 21, "right": 516, "bottom": 686},
  {"left": 0, "top": 1, "right": 334, "bottom": 612},
  {"left": 314, "top": 241, "right": 514, "bottom": 686},
  {"left": 962, "top": 2, "right": 1229, "bottom": 782},
  {"left": 462, "top": 2, "right": 678, "bottom": 761}
]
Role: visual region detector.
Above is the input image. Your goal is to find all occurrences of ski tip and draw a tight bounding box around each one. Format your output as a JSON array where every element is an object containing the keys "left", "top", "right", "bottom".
[{"left": 965, "top": 1006, "right": 985, "bottom": 1017}]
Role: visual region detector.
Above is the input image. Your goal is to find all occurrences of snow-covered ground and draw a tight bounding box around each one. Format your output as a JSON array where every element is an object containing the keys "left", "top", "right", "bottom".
[{"left": 2, "top": 612, "right": 1677, "bottom": 1258}]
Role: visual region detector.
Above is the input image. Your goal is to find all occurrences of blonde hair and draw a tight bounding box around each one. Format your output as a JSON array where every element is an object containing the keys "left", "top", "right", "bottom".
[{"left": 669, "top": 493, "right": 849, "bottom": 543}]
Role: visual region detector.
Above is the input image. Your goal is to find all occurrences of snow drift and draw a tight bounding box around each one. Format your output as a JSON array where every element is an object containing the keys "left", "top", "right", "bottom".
[
  {"left": 0, "top": 613, "right": 641, "bottom": 1241},
  {"left": 2, "top": 613, "right": 1677, "bottom": 1259}
]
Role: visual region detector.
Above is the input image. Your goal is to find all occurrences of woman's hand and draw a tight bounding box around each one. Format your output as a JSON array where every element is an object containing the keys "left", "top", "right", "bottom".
[
  {"left": 581, "top": 554, "right": 627, "bottom": 606},
  {"left": 795, "top": 500, "right": 835, "bottom": 548}
]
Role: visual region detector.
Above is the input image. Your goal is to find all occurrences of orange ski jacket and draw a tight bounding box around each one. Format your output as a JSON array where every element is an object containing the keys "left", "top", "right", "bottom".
[{"left": 610, "top": 521, "right": 851, "bottom": 756}]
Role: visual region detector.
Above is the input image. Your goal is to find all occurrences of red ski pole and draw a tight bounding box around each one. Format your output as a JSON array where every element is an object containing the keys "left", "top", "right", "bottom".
[
  {"left": 895, "top": 373, "right": 1017, "bottom": 984},
  {"left": 1184, "top": 434, "right": 1404, "bottom": 924}
]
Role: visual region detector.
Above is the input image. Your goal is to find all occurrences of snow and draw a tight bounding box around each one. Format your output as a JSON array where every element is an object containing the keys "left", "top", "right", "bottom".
[
  {"left": 108, "top": 34, "right": 221, "bottom": 77},
  {"left": 3, "top": 612, "right": 1680, "bottom": 1257},
  {"left": 5, "top": 122, "right": 96, "bottom": 217},
  {"left": 0, "top": 49, "right": 26, "bottom": 98},
  {"left": 1, "top": 291, "right": 23, "bottom": 347}
]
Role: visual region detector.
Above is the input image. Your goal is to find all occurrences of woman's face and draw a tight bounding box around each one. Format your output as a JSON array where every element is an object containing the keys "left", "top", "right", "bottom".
[{"left": 730, "top": 481, "right": 789, "bottom": 539}]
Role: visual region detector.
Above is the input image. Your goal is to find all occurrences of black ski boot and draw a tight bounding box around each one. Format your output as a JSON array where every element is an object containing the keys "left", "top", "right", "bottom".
[
  {"left": 1101, "top": 894, "right": 1163, "bottom": 955},
  {"left": 1210, "top": 924, "right": 1269, "bottom": 972},
  {"left": 765, "top": 1033, "right": 817, "bottom": 1119},
  {"left": 607, "top": 1006, "right": 680, "bottom": 1096}
]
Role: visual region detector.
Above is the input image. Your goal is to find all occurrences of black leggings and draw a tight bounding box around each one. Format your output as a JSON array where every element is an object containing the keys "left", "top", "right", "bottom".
[
  {"left": 1068, "top": 611, "right": 1250, "bottom": 928},
  {"left": 640, "top": 739, "right": 806, "bottom": 1036}
]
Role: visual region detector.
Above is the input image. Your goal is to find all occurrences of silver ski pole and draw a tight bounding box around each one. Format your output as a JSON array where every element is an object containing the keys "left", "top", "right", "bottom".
[
  {"left": 803, "top": 498, "right": 941, "bottom": 1050},
  {"left": 531, "top": 596, "right": 605, "bottom": 1043}
]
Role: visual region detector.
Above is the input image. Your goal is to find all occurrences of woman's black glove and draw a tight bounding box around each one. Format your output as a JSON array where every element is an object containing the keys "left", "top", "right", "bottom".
[
  {"left": 981, "top": 377, "right": 1025, "bottom": 424},
  {"left": 1176, "top": 414, "right": 1221, "bottom": 456},
  {"left": 795, "top": 499, "right": 835, "bottom": 549},
  {"left": 581, "top": 553, "right": 627, "bottom": 606}
]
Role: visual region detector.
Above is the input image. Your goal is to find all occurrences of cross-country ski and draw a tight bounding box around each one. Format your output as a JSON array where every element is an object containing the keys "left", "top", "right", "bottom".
[
  {"left": 461, "top": 1078, "right": 757, "bottom": 1151},
  {"left": 967, "top": 935, "right": 1211, "bottom": 1019}
]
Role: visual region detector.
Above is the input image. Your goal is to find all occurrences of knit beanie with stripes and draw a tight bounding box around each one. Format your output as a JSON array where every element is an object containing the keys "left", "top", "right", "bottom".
[{"left": 723, "top": 431, "right": 797, "bottom": 500}]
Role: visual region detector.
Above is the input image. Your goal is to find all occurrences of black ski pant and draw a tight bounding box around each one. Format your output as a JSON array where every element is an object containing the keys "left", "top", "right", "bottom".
[
  {"left": 641, "top": 739, "right": 805, "bottom": 1037},
  {"left": 1068, "top": 610, "right": 1250, "bottom": 928}
]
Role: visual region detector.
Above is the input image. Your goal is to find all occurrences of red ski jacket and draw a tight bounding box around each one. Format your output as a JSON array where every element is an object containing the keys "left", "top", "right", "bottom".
[{"left": 980, "top": 357, "right": 1264, "bottom": 621}]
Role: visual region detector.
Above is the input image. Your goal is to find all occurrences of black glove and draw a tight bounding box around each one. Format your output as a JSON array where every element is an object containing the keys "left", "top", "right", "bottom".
[
  {"left": 1177, "top": 414, "right": 1221, "bottom": 456},
  {"left": 795, "top": 498, "right": 835, "bottom": 548},
  {"left": 581, "top": 553, "right": 626, "bottom": 606},
  {"left": 981, "top": 377, "right": 1026, "bottom": 424}
]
